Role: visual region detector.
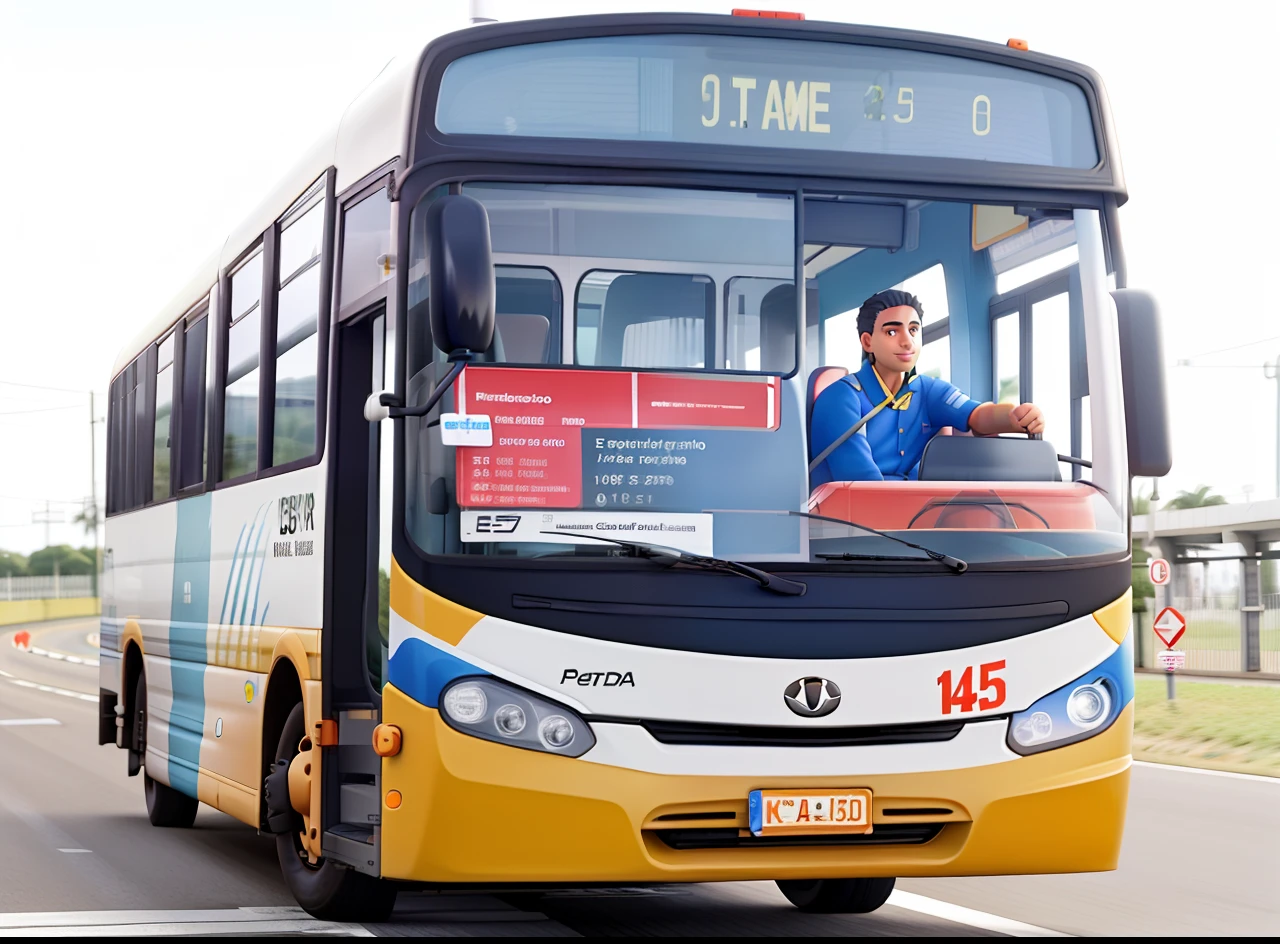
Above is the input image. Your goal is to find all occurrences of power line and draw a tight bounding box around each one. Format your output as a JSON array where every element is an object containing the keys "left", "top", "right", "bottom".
[
  {"left": 0, "top": 405, "right": 84, "bottom": 416},
  {"left": 1178, "top": 335, "right": 1280, "bottom": 363},
  {"left": 0, "top": 380, "right": 93, "bottom": 395}
]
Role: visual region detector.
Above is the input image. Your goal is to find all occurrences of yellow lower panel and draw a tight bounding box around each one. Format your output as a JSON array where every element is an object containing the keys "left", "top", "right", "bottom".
[{"left": 381, "top": 684, "right": 1132, "bottom": 884}]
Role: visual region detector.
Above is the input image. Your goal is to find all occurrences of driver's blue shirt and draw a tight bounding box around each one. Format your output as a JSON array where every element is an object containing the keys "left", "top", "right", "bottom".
[{"left": 810, "top": 360, "right": 981, "bottom": 487}]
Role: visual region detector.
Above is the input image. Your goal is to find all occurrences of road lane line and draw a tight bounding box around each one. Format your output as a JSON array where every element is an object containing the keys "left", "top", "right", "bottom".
[
  {"left": 0, "top": 907, "right": 372, "bottom": 936},
  {"left": 5, "top": 678, "right": 97, "bottom": 703},
  {"left": 0, "top": 718, "right": 61, "bottom": 727},
  {"left": 1133, "top": 760, "right": 1279, "bottom": 784},
  {"left": 56, "top": 848, "right": 93, "bottom": 854},
  {"left": 888, "top": 890, "right": 1069, "bottom": 937}
]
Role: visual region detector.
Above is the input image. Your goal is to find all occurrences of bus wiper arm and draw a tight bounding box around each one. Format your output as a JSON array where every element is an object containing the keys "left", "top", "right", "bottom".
[
  {"left": 817, "top": 552, "right": 958, "bottom": 565},
  {"left": 538, "top": 532, "right": 807, "bottom": 596},
  {"left": 788, "top": 510, "right": 968, "bottom": 574}
]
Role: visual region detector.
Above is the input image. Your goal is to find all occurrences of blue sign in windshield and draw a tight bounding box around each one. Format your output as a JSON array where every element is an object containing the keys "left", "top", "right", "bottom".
[{"left": 437, "top": 34, "right": 1098, "bottom": 169}]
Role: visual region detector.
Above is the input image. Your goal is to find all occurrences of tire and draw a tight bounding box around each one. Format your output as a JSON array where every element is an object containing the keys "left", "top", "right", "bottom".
[
  {"left": 136, "top": 673, "right": 199, "bottom": 828},
  {"left": 272, "top": 703, "right": 398, "bottom": 922},
  {"left": 776, "top": 877, "right": 896, "bottom": 914}
]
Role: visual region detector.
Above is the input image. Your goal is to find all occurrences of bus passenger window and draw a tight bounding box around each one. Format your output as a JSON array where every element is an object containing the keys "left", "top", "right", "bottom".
[
  {"left": 153, "top": 333, "right": 175, "bottom": 501},
  {"left": 725, "top": 277, "right": 796, "bottom": 373},
  {"left": 578, "top": 271, "right": 712, "bottom": 369},
  {"left": 494, "top": 266, "right": 560, "bottom": 364},
  {"left": 222, "top": 249, "right": 262, "bottom": 481},
  {"left": 178, "top": 312, "right": 207, "bottom": 490},
  {"left": 273, "top": 201, "right": 324, "bottom": 465},
  {"left": 340, "top": 187, "right": 391, "bottom": 309}
]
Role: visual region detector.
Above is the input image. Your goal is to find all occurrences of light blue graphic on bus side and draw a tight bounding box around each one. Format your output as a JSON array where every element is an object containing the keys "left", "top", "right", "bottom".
[{"left": 168, "top": 492, "right": 212, "bottom": 798}]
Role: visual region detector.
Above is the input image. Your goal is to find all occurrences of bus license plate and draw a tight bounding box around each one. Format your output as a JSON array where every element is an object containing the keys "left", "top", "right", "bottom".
[{"left": 748, "top": 789, "right": 873, "bottom": 836}]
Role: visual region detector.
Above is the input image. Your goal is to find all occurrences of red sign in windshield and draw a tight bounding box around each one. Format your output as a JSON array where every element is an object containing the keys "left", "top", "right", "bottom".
[{"left": 453, "top": 367, "right": 779, "bottom": 508}]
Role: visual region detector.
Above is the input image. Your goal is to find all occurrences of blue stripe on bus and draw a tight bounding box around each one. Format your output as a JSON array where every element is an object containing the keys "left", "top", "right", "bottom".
[
  {"left": 168, "top": 492, "right": 212, "bottom": 798},
  {"left": 388, "top": 636, "right": 484, "bottom": 708}
]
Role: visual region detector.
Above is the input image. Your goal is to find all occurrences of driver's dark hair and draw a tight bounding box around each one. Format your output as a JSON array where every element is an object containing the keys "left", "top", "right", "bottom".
[{"left": 857, "top": 289, "right": 924, "bottom": 363}]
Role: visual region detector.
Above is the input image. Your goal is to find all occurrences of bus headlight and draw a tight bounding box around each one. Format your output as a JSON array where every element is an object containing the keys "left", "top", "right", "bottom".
[
  {"left": 439, "top": 676, "right": 594, "bottom": 758},
  {"left": 1006, "top": 638, "right": 1131, "bottom": 756}
]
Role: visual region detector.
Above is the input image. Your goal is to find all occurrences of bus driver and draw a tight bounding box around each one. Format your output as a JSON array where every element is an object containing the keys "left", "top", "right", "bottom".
[{"left": 809, "top": 290, "right": 1044, "bottom": 486}]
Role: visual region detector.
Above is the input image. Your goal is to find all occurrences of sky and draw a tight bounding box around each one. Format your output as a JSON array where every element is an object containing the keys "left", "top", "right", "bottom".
[{"left": 0, "top": 0, "right": 1277, "bottom": 555}]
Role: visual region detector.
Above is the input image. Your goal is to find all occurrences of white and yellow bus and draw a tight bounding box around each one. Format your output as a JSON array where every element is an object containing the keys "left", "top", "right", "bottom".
[{"left": 101, "top": 10, "right": 1171, "bottom": 921}]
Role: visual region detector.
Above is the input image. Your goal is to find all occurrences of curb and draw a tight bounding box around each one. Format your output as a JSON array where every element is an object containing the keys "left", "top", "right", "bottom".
[{"left": 8, "top": 631, "right": 99, "bottom": 668}]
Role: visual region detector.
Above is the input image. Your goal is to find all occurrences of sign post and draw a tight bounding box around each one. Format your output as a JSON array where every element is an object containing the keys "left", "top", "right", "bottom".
[{"left": 1153, "top": 605, "right": 1186, "bottom": 700}]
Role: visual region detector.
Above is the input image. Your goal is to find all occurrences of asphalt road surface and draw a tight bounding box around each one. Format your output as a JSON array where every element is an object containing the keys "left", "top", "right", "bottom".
[{"left": 1, "top": 618, "right": 1275, "bottom": 937}]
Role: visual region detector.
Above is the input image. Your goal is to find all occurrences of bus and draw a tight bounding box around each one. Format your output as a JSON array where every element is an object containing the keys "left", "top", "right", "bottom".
[{"left": 100, "top": 10, "right": 1172, "bottom": 921}]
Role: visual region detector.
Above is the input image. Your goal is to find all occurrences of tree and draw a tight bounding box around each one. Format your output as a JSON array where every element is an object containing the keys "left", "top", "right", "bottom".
[
  {"left": 72, "top": 502, "right": 99, "bottom": 539},
  {"left": 1164, "top": 485, "right": 1227, "bottom": 510},
  {"left": 27, "top": 545, "right": 94, "bottom": 577},
  {"left": 1132, "top": 489, "right": 1151, "bottom": 516},
  {"left": 0, "top": 550, "right": 28, "bottom": 578},
  {"left": 998, "top": 375, "right": 1019, "bottom": 404}
]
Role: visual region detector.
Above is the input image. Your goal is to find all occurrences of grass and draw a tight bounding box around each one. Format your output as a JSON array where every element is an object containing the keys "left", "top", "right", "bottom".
[{"left": 1132, "top": 677, "right": 1280, "bottom": 777}]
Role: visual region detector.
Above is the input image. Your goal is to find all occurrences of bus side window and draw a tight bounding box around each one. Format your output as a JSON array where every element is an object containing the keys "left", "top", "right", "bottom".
[
  {"left": 272, "top": 199, "right": 325, "bottom": 466},
  {"left": 178, "top": 312, "right": 208, "bottom": 490},
  {"left": 153, "top": 333, "right": 175, "bottom": 501},
  {"left": 222, "top": 248, "right": 263, "bottom": 481}
]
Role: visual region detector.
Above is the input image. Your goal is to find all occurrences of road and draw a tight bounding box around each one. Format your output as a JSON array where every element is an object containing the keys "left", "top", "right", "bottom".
[{"left": 1, "top": 618, "right": 1276, "bottom": 937}]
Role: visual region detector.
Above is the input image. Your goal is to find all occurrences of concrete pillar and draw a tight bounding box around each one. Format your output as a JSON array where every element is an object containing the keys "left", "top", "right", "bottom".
[{"left": 1228, "top": 532, "right": 1262, "bottom": 672}]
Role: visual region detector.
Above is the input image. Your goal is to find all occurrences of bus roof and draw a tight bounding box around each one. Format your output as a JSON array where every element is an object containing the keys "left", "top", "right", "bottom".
[{"left": 116, "top": 13, "right": 1122, "bottom": 377}]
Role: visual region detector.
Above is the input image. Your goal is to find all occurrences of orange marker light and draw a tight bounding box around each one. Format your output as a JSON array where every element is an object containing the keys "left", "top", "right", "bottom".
[
  {"left": 1007, "top": 38, "right": 1029, "bottom": 51},
  {"left": 385, "top": 789, "right": 402, "bottom": 810},
  {"left": 372, "top": 723, "right": 402, "bottom": 757},
  {"left": 732, "top": 9, "right": 806, "bottom": 19}
]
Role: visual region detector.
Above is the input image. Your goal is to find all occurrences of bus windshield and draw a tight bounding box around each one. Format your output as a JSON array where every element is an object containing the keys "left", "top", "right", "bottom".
[{"left": 403, "top": 183, "right": 1125, "bottom": 567}]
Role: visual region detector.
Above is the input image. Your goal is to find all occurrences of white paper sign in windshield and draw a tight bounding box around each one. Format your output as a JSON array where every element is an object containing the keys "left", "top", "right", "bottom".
[{"left": 460, "top": 510, "right": 714, "bottom": 556}]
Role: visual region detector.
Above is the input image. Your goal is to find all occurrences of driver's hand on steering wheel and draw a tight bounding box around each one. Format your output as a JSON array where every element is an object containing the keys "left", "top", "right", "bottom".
[{"left": 1010, "top": 402, "right": 1045, "bottom": 435}]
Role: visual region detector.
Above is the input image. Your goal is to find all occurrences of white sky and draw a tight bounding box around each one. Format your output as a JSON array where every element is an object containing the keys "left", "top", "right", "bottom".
[{"left": 0, "top": 0, "right": 1276, "bottom": 554}]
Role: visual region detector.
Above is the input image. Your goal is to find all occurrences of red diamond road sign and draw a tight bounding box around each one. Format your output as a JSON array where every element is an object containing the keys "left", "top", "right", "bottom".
[{"left": 1153, "top": 606, "right": 1186, "bottom": 648}]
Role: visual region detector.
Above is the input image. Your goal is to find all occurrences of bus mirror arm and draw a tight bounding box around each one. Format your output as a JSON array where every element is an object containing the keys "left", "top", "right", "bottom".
[{"left": 364, "top": 356, "right": 471, "bottom": 423}]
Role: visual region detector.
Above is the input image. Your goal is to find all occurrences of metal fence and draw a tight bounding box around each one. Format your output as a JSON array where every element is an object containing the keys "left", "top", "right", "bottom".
[
  {"left": 0, "top": 574, "right": 95, "bottom": 601},
  {"left": 1136, "top": 592, "right": 1280, "bottom": 674}
]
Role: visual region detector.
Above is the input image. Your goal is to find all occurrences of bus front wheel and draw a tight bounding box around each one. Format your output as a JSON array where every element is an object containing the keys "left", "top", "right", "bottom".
[
  {"left": 271, "top": 703, "right": 397, "bottom": 922},
  {"left": 776, "top": 877, "right": 896, "bottom": 914},
  {"left": 135, "top": 673, "right": 199, "bottom": 828}
]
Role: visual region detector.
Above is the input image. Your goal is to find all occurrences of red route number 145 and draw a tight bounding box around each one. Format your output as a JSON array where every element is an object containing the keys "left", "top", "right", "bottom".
[{"left": 936, "top": 660, "right": 1006, "bottom": 715}]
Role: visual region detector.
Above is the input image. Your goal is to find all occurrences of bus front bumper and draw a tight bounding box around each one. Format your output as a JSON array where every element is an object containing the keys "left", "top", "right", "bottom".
[{"left": 380, "top": 684, "right": 1131, "bottom": 884}]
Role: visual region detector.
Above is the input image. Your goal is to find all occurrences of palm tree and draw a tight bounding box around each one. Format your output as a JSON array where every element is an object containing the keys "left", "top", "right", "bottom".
[{"left": 1164, "top": 485, "right": 1227, "bottom": 510}]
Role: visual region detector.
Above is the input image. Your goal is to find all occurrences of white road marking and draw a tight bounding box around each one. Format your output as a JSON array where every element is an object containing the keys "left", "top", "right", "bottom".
[
  {"left": 0, "top": 718, "right": 61, "bottom": 727},
  {"left": 4, "top": 678, "right": 97, "bottom": 703},
  {"left": 0, "top": 906, "right": 373, "bottom": 937},
  {"left": 1133, "top": 759, "right": 1279, "bottom": 784},
  {"left": 56, "top": 848, "right": 92, "bottom": 854},
  {"left": 888, "top": 889, "right": 1069, "bottom": 937}
]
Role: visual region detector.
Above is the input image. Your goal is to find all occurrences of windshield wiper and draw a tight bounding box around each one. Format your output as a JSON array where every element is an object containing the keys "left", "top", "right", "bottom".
[
  {"left": 539, "top": 531, "right": 807, "bottom": 596},
  {"left": 789, "top": 510, "right": 968, "bottom": 574}
]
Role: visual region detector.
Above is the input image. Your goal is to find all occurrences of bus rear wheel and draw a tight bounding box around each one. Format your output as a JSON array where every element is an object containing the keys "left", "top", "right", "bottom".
[
  {"left": 135, "top": 673, "right": 199, "bottom": 828},
  {"left": 270, "top": 703, "right": 397, "bottom": 922},
  {"left": 776, "top": 877, "right": 896, "bottom": 914}
]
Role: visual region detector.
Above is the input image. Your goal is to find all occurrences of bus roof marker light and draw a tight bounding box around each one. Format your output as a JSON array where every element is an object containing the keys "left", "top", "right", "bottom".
[
  {"left": 732, "top": 9, "right": 806, "bottom": 19},
  {"left": 1007, "top": 38, "right": 1030, "bottom": 51}
]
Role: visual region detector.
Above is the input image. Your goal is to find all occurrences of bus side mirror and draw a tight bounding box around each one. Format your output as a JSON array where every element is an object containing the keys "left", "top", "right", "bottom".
[
  {"left": 426, "top": 194, "right": 495, "bottom": 356},
  {"left": 1113, "top": 288, "right": 1172, "bottom": 478}
]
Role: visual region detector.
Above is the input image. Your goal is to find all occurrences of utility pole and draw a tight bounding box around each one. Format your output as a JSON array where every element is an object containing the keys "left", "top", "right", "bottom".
[{"left": 32, "top": 500, "right": 61, "bottom": 551}]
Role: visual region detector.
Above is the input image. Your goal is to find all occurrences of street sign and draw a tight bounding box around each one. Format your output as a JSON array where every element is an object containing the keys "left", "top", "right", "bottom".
[
  {"left": 1148, "top": 558, "right": 1171, "bottom": 587},
  {"left": 1153, "top": 606, "right": 1186, "bottom": 648},
  {"left": 1157, "top": 649, "right": 1186, "bottom": 670}
]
